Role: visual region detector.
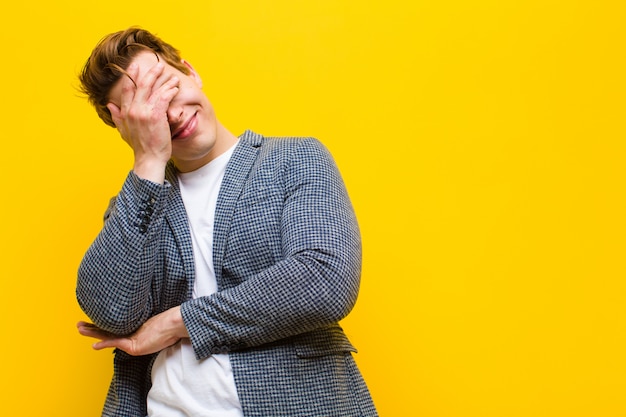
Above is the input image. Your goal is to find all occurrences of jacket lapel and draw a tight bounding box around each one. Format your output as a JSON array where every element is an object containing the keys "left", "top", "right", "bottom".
[
  {"left": 164, "top": 162, "right": 196, "bottom": 299},
  {"left": 213, "top": 130, "right": 263, "bottom": 289}
]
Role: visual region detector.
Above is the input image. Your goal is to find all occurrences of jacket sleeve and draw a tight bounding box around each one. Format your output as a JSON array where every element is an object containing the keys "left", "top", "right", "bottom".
[
  {"left": 181, "top": 138, "right": 362, "bottom": 359},
  {"left": 76, "top": 171, "right": 171, "bottom": 335}
]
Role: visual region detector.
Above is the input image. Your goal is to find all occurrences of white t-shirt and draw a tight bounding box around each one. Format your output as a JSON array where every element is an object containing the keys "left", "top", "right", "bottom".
[{"left": 147, "top": 143, "right": 243, "bottom": 417}]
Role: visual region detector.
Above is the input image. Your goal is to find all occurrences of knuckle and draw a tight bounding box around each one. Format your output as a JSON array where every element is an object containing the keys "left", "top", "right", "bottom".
[
  {"left": 121, "top": 82, "right": 135, "bottom": 93},
  {"left": 126, "top": 108, "right": 142, "bottom": 121},
  {"left": 136, "top": 78, "right": 150, "bottom": 89},
  {"left": 127, "top": 108, "right": 153, "bottom": 123}
]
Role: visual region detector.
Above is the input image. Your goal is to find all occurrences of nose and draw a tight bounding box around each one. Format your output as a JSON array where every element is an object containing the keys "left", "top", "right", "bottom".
[{"left": 167, "top": 104, "right": 183, "bottom": 125}]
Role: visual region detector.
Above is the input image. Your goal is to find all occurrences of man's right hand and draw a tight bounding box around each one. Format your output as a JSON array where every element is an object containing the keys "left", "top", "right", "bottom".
[{"left": 107, "top": 58, "right": 180, "bottom": 184}]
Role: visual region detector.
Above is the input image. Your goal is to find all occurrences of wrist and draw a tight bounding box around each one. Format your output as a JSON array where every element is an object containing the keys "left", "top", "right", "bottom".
[
  {"left": 132, "top": 157, "right": 168, "bottom": 184},
  {"left": 168, "top": 306, "right": 190, "bottom": 339}
]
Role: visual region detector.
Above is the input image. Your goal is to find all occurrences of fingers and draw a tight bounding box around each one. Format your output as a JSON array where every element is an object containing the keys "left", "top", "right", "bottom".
[
  {"left": 159, "top": 75, "right": 180, "bottom": 101},
  {"left": 132, "top": 62, "right": 180, "bottom": 107},
  {"left": 106, "top": 102, "right": 121, "bottom": 127},
  {"left": 76, "top": 321, "right": 131, "bottom": 352},
  {"left": 118, "top": 62, "right": 139, "bottom": 113},
  {"left": 77, "top": 321, "right": 111, "bottom": 340},
  {"left": 111, "top": 64, "right": 179, "bottom": 129},
  {"left": 151, "top": 75, "right": 180, "bottom": 116},
  {"left": 130, "top": 61, "right": 163, "bottom": 105},
  {"left": 106, "top": 102, "right": 131, "bottom": 147},
  {"left": 92, "top": 338, "right": 125, "bottom": 351}
]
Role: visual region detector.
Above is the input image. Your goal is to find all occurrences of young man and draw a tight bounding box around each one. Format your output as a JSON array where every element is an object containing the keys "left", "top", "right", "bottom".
[{"left": 76, "top": 27, "right": 377, "bottom": 417}]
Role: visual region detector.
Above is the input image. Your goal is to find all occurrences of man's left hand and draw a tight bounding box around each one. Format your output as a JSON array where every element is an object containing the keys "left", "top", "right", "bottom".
[{"left": 77, "top": 306, "right": 189, "bottom": 356}]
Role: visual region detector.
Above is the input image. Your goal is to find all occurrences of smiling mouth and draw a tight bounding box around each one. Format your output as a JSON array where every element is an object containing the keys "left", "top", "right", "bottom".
[{"left": 171, "top": 113, "right": 197, "bottom": 140}]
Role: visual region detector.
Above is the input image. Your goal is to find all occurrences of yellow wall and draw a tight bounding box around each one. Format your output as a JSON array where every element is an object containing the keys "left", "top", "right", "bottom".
[{"left": 1, "top": 0, "right": 625, "bottom": 415}]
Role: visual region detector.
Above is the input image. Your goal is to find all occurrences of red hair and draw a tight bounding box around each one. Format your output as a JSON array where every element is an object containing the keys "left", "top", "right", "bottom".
[{"left": 79, "top": 27, "right": 190, "bottom": 127}]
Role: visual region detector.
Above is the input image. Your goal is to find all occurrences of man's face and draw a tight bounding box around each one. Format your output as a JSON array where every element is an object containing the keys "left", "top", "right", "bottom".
[{"left": 107, "top": 51, "right": 223, "bottom": 172}]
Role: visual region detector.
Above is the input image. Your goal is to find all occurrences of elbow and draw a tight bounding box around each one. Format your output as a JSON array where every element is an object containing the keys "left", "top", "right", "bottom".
[
  {"left": 76, "top": 288, "right": 144, "bottom": 335},
  {"left": 305, "top": 248, "right": 362, "bottom": 324},
  {"left": 76, "top": 264, "right": 147, "bottom": 335},
  {"left": 328, "top": 263, "right": 361, "bottom": 322}
]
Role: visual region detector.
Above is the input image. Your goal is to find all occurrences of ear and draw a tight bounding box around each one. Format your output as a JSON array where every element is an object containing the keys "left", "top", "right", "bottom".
[{"left": 182, "top": 59, "right": 202, "bottom": 88}]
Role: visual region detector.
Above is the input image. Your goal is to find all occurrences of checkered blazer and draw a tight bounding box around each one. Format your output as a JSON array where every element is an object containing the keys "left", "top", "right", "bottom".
[{"left": 77, "top": 131, "right": 377, "bottom": 416}]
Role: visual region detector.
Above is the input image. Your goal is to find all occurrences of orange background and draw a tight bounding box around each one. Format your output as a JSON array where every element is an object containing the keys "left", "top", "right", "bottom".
[{"left": 1, "top": 1, "right": 626, "bottom": 416}]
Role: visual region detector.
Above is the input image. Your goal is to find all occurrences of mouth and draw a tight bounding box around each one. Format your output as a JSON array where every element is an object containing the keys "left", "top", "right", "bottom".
[{"left": 171, "top": 113, "right": 198, "bottom": 140}]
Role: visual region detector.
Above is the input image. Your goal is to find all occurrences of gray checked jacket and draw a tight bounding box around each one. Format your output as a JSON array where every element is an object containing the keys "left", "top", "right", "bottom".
[{"left": 76, "top": 131, "right": 377, "bottom": 416}]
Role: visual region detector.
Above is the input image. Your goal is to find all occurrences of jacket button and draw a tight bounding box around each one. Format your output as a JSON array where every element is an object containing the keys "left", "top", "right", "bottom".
[{"left": 212, "top": 346, "right": 229, "bottom": 354}]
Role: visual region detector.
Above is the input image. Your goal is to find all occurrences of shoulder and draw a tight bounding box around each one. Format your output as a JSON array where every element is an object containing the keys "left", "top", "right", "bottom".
[
  {"left": 239, "top": 130, "right": 327, "bottom": 154},
  {"left": 235, "top": 131, "right": 334, "bottom": 176},
  {"left": 247, "top": 133, "right": 335, "bottom": 173}
]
